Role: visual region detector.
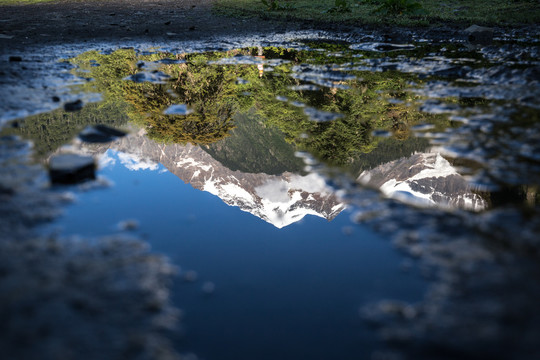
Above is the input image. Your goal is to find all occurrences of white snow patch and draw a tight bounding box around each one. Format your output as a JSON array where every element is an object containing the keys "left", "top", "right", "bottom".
[
  {"left": 176, "top": 157, "right": 212, "bottom": 172},
  {"left": 221, "top": 183, "right": 254, "bottom": 204}
]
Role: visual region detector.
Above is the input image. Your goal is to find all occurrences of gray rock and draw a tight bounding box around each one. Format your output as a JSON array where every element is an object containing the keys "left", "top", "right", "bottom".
[
  {"left": 63, "top": 99, "right": 83, "bottom": 112},
  {"left": 464, "top": 25, "right": 494, "bottom": 45},
  {"left": 48, "top": 154, "right": 96, "bottom": 185},
  {"left": 78, "top": 124, "right": 127, "bottom": 143}
]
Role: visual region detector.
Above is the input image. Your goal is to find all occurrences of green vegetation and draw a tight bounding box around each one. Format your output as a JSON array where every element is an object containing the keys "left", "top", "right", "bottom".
[
  {"left": 260, "top": 0, "right": 294, "bottom": 11},
  {"left": 0, "top": 102, "right": 130, "bottom": 159},
  {"left": 216, "top": 0, "right": 540, "bottom": 26},
  {"left": 2, "top": 43, "right": 453, "bottom": 174},
  {"left": 325, "top": 0, "right": 352, "bottom": 13},
  {"left": 370, "top": 0, "right": 426, "bottom": 16},
  {"left": 0, "top": 0, "right": 56, "bottom": 5},
  {"left": 205, "top": 110, "right": 306, "bottom": 175}
]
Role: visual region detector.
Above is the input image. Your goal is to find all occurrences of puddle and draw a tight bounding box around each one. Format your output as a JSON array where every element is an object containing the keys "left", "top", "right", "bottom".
[{"left": 1, "top": 34, "right": 540, "bottom": 360}]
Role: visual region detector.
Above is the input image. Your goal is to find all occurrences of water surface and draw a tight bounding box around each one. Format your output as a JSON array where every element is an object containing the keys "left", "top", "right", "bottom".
[{"left": 2, "top": 35, "right": 539, "bottom": 359}]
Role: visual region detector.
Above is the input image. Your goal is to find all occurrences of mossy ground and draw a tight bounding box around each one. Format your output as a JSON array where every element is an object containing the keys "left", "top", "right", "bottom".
[{"left": 215, "top": 0, "right": 540, "bottom": 27}]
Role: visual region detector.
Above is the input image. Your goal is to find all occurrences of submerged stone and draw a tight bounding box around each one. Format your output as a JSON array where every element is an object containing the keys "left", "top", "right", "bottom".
[
  {"left": 64, "top": 99, "right": 83, "bottom": 112},
  {"left": 78, "top": 125, "right": 127, "bottom": 143},
  {"left": 49, "top": 154, "right": 96, "bottom": 185},
  {"left": 464, "top": 25, "right": 494, "bottom": 46}
]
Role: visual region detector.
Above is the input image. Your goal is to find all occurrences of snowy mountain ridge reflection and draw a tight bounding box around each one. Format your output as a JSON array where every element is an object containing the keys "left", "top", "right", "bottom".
[
  {"left": 60, "top": 126, "right": 486, "bottom": 228},
  {"left": 69, "top": 129, "right": 345, "bottom": 228},
  {"left": 359, "top": 152, "right": 486, "bottom": 211}
]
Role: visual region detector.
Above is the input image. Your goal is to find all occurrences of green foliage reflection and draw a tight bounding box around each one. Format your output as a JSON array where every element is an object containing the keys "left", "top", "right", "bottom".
[{"left": 65, "top": 44, "right": 449, "bottom": 171}]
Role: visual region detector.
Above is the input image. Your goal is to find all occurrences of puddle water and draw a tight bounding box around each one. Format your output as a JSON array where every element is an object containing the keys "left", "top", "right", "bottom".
[{"left": 1, "top": 36, "right": 539, "bottom": 359}]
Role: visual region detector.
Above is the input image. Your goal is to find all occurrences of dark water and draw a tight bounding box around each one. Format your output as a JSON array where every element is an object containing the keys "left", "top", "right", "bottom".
[{"left": 1, "top": 35, "right": 540, "bottom": 359}]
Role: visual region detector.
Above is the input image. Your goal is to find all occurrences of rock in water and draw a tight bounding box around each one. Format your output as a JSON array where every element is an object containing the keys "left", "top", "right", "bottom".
[
  {"left": 49, "top": 154, "right": 96, "bottom": 185},
  {"left": 78, "top": 124, "right": 127, "bottom": 143},
  {"left": 64, "top": 99, "right": 83, "bottom": 112},
  {"left": 464, "top": 25, "right": 494, "bottom": 46}
]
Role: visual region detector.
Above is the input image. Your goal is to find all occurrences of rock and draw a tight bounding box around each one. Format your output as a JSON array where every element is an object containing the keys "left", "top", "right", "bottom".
[
  {"left": 48, "top": 154, "right": 96, "bottom": 185},
  {"left": 78, "top": 124, "right": 127, "bottom": 143},
  {"left": 64, "top": 99, "right": 83, "bottom": 112},
  {"left": 8, "top": 56, "right": 22, "bottom": 62},
  {"left": 464, "top": 25, "right": 494, "bottom": 45}
]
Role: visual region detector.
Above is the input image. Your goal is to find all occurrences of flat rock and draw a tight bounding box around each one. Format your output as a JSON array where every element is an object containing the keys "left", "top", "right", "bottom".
[
  {"left": 64, "top": 99, "right": 83, "bottom": 112},
  {"left": 49, "top": 153, "right": 96, "bottom": 185},
  {"left": 78, "top": 124, "right": 127, "bottom": 143}
]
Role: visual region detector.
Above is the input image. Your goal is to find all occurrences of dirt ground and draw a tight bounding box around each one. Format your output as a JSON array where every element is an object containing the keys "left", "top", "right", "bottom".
[
  {"left": 4, "top": 0, "right": 539, "bottom": 56},
  {"left": 0, "top": 0, "right": 304, "bottom": 51}
]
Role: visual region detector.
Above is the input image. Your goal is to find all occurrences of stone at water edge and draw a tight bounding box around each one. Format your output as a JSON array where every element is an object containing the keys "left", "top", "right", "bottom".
[
  {"left": 78, "top": 124, "right": 127, "bottom": 143},
  {"left": 464, "top": 25, "right": 494, "bottom": 46},
  {"left": 49, "top": 154, "right": 96, "bottom": 185},
  {"left": 64, "top": 99, "right": 83, "bottom": 112}
]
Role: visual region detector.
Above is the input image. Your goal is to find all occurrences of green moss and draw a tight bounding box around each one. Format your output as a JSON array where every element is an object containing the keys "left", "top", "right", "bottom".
[
  {"left": 0, "top": 0, "right": 57, "bottom": 5},
  {"left": 215, "top": 0, "right": 540, "bottom": 27}
]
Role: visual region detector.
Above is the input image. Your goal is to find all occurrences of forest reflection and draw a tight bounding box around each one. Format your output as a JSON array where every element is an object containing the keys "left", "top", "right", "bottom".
[{"left": 2, "top": 44, "right": 490, "bottom": 212}]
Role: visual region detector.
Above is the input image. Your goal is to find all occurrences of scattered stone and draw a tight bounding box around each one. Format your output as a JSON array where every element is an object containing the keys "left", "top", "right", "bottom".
[
  {"left": 164, "top": 21, "right": 171, "bottom": 26},
  {"left": 8, "top": 56, "right": 22, "bottom": 62},
  {"left": 48, "top": 154, "right": 96, "bottom": 185},
  {"left": 464, "top": 25, "right": 494, "bottom": 45},
  {"left": 52, "top": 96, "right": 60, "bottom": 102},
  {"left": 0, "top": 34, "right": 14, "bottom": 39},
  {"left": 188, "top": 26, "right": 196, "bottom": 31},
  {"left": 78, "top": 124, "right": 127, "bottom": 143},
  {"left": 64, "top": 99, "right": 83, "bottom": 112}
]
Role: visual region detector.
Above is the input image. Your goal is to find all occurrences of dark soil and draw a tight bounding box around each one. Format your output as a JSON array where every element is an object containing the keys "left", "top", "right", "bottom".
[
  {"left": 2, "top": 0, "right": 538, "bottom": 55},
  {"left": 0, "top": 0, "right": 302, "bottom": 52}
]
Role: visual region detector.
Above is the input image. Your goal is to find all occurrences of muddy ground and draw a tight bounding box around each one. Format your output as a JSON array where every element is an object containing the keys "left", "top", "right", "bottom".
[
  {"left": 0, "top": 0, "right": 303, "bottom": 51},
  {"left": 2, "top": 0, "right": 539, "bottom": 56}
]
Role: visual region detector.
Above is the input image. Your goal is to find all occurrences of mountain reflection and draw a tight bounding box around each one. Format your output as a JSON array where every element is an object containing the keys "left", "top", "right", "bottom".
[
  {"left": 359, "top": 152, "right": 487, "bottom": 210},
  {"left": 74, "top": 128, "right": 345, "bottom": 228},
  {"left": 1, "top": 44, "right": 496, "bottom": 225}
]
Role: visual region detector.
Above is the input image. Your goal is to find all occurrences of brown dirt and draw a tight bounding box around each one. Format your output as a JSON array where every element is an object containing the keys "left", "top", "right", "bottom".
[{"left": 0, "top": 0, "right": 299, "bottom": 51}]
